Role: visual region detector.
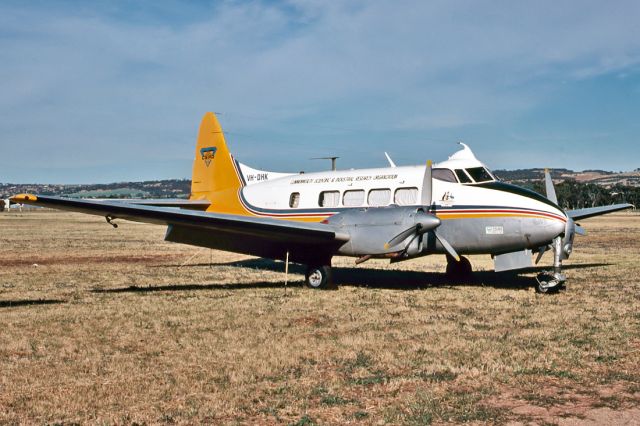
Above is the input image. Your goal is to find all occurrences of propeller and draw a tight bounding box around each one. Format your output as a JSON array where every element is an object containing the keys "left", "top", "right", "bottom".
[
  {"left": 421, "top": 160, "right": 433, "bottom": 206},
  {"left": 544, "top": 168, "right": 558, "bottom": 204},
  {"left": 385, "top": 160, "right": 460, "bottom": 261},
  {"left": 386, "top": 211, "right": 441, "bottom": 248},
  {"left": 535, "top": 245, "right": 550, "bottom": 264},
  {"left": 539, "top": 168, "right": 583, "bottom": 263}
]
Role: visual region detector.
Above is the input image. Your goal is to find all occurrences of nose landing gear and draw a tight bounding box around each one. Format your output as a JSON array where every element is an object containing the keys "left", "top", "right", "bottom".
[{"left": 535, "top": 236, "right": 566, "bottom": 293}]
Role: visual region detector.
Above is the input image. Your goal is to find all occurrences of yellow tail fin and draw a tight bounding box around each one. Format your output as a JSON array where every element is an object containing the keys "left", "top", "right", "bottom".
[{"left": 190, "top": 112, "right": 247, "bottom": 215}]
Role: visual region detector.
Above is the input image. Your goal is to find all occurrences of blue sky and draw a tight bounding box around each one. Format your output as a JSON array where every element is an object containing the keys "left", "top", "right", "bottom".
[{"left": 1, "top": 0, "right": 639, "bottom": 183}]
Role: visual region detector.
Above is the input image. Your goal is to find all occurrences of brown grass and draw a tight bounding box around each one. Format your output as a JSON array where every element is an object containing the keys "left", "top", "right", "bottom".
[{"left": 1, "top": 210, "right": 639, "bottom": 424}]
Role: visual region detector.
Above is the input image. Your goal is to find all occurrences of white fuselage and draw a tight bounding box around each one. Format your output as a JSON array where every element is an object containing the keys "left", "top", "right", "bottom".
[{"left": 234, "top": 150, "right": 567, "bottom": 257}]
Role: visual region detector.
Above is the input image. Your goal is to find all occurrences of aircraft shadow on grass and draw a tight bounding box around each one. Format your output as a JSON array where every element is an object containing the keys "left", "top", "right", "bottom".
[
  {"left": 0, "top": 299, "right": 66, "bottom": 309},
  {"left": 102, "top": 259, "right": 612, "bottom": 293}
]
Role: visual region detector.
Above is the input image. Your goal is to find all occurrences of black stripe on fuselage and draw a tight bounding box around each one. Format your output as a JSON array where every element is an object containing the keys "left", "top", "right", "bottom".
[{"left": 476, "top": 182, "right": 563, "bottom": 211}]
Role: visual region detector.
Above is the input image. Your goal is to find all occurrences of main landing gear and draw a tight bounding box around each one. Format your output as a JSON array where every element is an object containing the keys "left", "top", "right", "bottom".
[
  {"left": 305, "top": 264, "right": 335, "bottom": 289},
  {"left": 535, "top": 237, "right": 566, "bottom": 293},
  {"left": 445, "top": 255, "right": 473, "bottom": 281}
]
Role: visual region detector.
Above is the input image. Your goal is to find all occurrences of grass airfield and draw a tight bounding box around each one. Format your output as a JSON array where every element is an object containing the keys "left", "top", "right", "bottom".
[{"left": 1, "top": 210, "right": 639, "bottom": 424}]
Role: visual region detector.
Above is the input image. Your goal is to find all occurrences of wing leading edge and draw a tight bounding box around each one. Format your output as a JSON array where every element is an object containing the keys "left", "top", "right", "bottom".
[
  {"left": 567, "top": 203, "right": 634, "bottom": 221},
  {"left": 10, "top": 194, "right": 349, "bottom": 263}
]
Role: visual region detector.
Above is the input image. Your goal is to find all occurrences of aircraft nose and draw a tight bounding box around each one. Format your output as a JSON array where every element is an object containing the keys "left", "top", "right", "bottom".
[{"left": 545, "top": 206, "right": 567, "bottom": 238}]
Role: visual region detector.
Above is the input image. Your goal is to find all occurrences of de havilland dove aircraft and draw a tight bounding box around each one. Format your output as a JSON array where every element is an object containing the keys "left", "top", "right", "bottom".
[{"left": 12, "top": 113, "right": 633, "bottom": 292}]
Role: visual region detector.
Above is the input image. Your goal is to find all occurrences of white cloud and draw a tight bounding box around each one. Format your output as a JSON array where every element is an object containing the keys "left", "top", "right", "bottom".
[{"left": 1, "top": 0, "right": 639, "bottom": 181}]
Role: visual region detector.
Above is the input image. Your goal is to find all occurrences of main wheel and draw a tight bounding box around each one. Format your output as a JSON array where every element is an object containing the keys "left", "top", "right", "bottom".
[
  {"left": 445, "top": 256, "right": 473, "bottom": 281},
  {"left": 305, "top": 265, "right": 333, "bottom": 289}
]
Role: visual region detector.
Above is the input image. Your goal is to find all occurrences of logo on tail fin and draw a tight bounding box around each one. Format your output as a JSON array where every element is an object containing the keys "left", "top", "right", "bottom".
[{"left": 200, "top": 147, "right": 217, "bottom": 167}]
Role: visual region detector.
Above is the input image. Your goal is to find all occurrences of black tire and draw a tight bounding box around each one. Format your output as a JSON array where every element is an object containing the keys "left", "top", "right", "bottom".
[
  {"left": 445, "top": 256, "right": 473, "bottom": 281},
  {"left": 305, "top": 265, "right": 333, "bottom": 289}
]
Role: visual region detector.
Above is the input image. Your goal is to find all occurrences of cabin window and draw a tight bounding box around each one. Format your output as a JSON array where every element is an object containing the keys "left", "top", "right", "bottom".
[
  {"left": 289, "top": 192, "right": 300, "bottom": 208},
  {"left": 465, "top": 167, "right": 494, "bottom": 183},
  {"left": 368, "top": 188, "right": 391, "bottom": 206},
  {"left": 394, "top": 187, "right": 418, "bottom": 205},
  {"left": 455, "top": 169, "right": 472, "bottom": 183},
  {"left": 343, "top": 190, "right": 365, "bottom": 207},
  {"left": 433, "top": 168, "right": 457, "bottom": 183},
  {"left": 318, "top": 191, "right": 340, "bottom": 207}
]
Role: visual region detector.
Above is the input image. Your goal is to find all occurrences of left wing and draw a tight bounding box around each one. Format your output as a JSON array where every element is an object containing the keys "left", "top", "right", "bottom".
[
  {"left": 567, "top": 203, "right": 634, "bottom": 221},
  {"left": 10, "top": 194, "right": 349, "bottom": 263}
]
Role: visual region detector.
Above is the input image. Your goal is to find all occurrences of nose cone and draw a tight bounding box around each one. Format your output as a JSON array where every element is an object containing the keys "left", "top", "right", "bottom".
[
  {"left": 416, "top": 211, "right": 441, "bottom": 232},
  {"left": 542, "top": 206, "right": 567, "bottom": 242}
]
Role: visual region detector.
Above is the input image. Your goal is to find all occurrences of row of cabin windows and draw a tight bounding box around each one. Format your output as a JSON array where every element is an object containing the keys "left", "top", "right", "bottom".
[
  {"left": 289, "top": 187, "right": 418, "bottom": 208},
  {"left": 287, "top": 168, "right": 495, "bottom": 208}
]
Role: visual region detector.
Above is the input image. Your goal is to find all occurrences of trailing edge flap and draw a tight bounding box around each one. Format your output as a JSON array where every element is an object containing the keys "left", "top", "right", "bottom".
[
  {"left": 108, "top": 198, "right": 210, "bottom": 210},
  {"left": 567, "top": 203, "right": 634, "bottom": 221},
  {"left": 10, "top": 194, "right": 349, "bottom": 245}
]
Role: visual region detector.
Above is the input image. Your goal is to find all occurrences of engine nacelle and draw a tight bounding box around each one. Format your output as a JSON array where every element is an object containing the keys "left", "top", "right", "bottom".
[{"left": 326, "top": 206, "right": 439, "bottom": 257}]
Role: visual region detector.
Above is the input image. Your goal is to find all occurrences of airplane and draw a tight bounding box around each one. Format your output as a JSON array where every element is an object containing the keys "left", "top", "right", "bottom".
[{"left": 11, "top": 112, "right": 634, "bottom": 293}]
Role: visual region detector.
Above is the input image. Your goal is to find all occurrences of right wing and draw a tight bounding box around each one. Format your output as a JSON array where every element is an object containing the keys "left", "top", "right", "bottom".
[
  {"left": 567, "top": 203, "right": 634, "bottom": 221},
  {"left": 10, "top": 194, "right": 349, "bottom": 263}
]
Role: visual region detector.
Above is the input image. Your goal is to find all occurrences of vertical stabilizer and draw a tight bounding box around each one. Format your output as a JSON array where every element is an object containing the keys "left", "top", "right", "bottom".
[{"left": 190, "top": 112, "right": 246, "bottom": 215}]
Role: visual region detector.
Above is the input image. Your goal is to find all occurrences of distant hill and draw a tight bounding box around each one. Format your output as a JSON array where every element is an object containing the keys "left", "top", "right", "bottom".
[
  {"left": 0, "top": 179, "right": 190, "bottom": 200},
  {"left": 494, "top": 168, "right": 640, "bottom": 187}
]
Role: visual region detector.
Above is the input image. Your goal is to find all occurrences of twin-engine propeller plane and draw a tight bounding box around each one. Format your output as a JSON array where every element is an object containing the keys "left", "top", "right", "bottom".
[{"left": 12, "top": 112, "right": 633, "bottom": 292}]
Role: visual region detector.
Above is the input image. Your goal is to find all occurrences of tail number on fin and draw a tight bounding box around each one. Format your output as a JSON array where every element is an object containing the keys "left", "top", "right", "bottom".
[{"left": 200, "top": 147, "right": 217, "bottom": 167}]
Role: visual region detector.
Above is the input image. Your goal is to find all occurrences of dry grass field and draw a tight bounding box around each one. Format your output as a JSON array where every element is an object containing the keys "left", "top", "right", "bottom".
[{"left": 1, "top": 210, "right": 639, "bottom": 425}]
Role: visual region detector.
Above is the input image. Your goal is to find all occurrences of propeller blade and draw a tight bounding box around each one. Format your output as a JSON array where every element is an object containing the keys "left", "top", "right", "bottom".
[
  {"left": 434, "top": 229, "right": 460, "bottom": 261},
  {"left": 544, "top": 168, "right": 558, "bottom": 204},
  {"left": 385, "top": 225, "right": 418, "bottom": 249},
  {"left": 575, "top": 225, "right": 586, "bottom": 236},
  {"left": 534, "top": 245, "right": 549, "bottom": 264},
  {"left": 421, "top": 160, "right": 433, "bottom": 206}
]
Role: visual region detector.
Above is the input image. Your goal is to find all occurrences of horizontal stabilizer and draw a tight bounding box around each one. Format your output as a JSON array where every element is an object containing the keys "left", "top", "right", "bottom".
[{"left": 567, "top": 203, "right": 634, "bottom": 221}]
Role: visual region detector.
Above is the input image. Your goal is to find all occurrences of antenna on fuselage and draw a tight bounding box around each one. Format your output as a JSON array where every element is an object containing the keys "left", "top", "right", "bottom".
[
  {"left": 384, "top": 152, "right": 397, "bottom": 168},
  {"left": 310, "top": 156, "right": 339, "bottom": 171}
]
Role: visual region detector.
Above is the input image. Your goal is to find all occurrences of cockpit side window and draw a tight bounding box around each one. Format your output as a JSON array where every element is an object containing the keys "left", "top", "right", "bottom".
[
  {"left": 454, "top": 169, "right": 472, "bottom": 183},
  {"left": 465, "top": 167, "right": 494, "bottom": 183},
  {"left": 433, "top": 168, "right": 457, "bottom": 183}
]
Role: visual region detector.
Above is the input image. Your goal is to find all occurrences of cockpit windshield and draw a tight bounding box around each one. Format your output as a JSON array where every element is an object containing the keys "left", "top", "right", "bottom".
[
  {"left": 465, "top": 167, "right": 494, "bottom": 183},
  {"left": 437, "top": 166, "right": 497, "bottom": 184},
  {"left": 433, "top": 168, "right": 457, "bottom": 182}
]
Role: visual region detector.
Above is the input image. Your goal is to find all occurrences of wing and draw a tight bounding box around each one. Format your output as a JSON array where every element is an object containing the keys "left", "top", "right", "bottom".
[
  {"left": 567, "top": 203, "right": 634, "bottom": 221},
  {"left": 10, "top": 194, "right": 349, "bottom": 263}
]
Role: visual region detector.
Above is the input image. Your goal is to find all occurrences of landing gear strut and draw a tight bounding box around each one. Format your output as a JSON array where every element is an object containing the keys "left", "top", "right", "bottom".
[
  {"left": 445, "top": 255, "right": 473, "bottom": 281},
  {"left": 305, "top": 264, "right": 334, "bottom": 289},
  {"left": 535, "top": 236, "right": 566, "bottom": 293}
]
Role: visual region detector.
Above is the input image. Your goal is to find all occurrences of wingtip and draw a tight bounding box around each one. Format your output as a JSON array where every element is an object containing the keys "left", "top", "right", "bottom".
[{"left": 10, "top": 193, "right": 37, "bottom": 203}]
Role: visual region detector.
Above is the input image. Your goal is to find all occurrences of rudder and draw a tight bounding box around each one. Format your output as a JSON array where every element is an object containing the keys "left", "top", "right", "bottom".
[{"left": 190, "top": 112, "right": 247, "bottom": 215}]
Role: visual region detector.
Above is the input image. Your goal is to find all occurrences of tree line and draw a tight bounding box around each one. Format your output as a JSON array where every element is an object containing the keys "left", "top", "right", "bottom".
[{"left": 520, "top": 180, "right": 638, "bottom": 210}]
